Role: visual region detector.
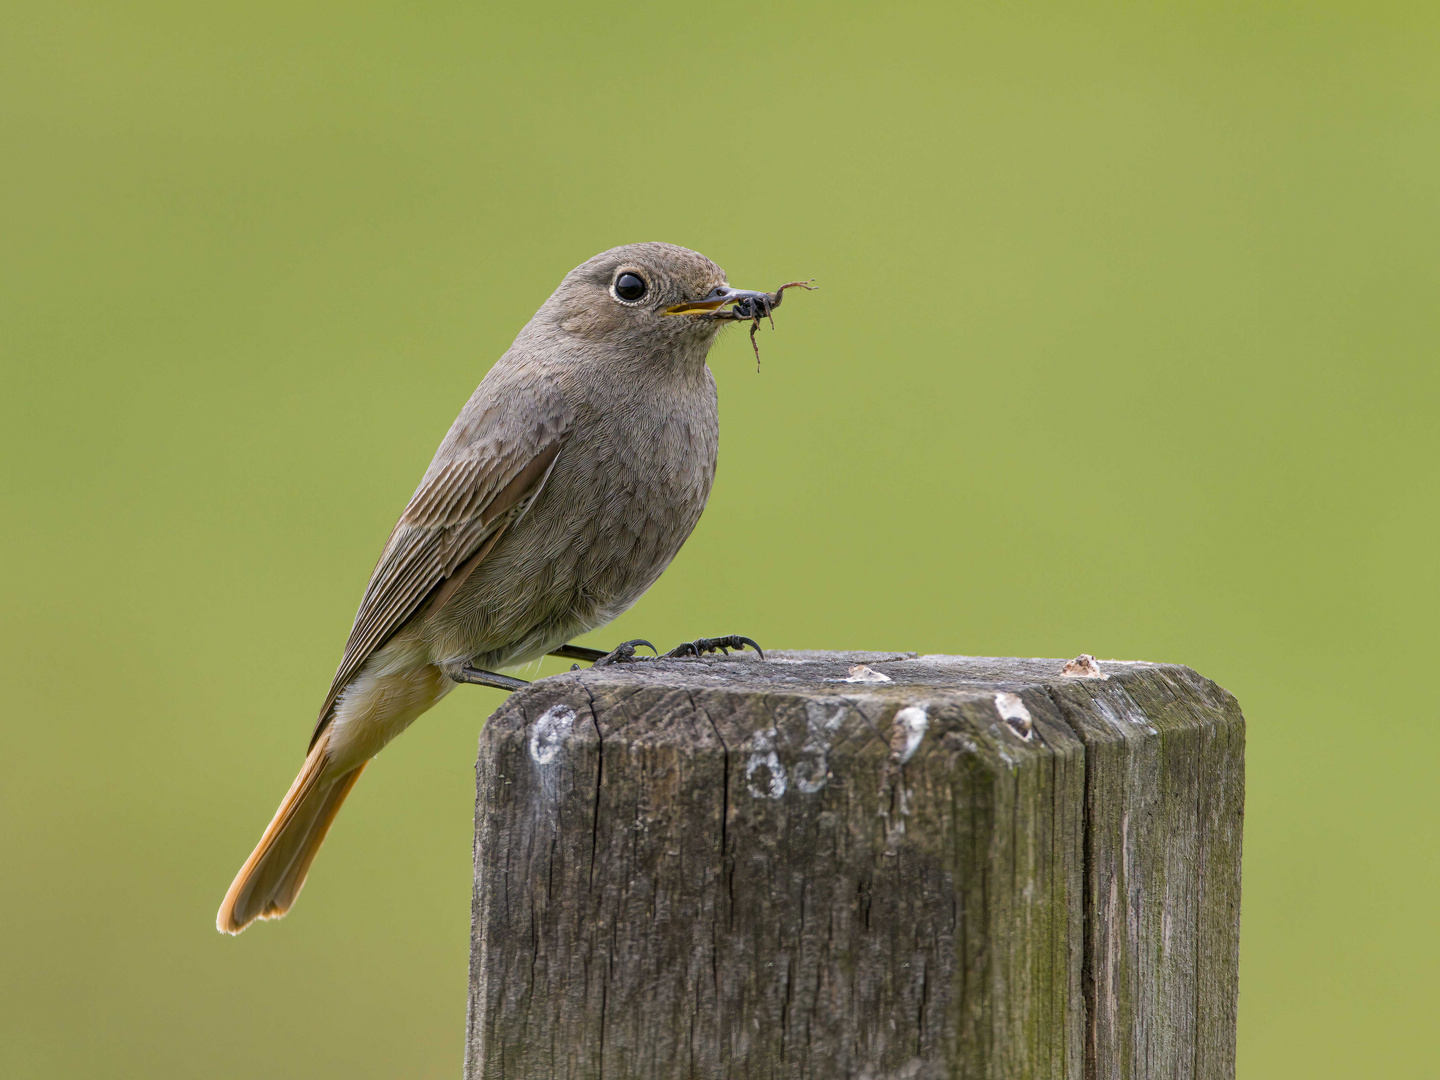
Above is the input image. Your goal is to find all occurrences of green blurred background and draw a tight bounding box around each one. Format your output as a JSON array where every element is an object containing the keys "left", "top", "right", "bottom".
[{"left": 3, "top": 2, "right": 1435, "bottom": 1076}]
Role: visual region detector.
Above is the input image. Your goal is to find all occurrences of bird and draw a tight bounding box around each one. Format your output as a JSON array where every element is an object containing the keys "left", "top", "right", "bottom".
[{"left": 217, "top": 242, "right": 796, "bottom": 934}]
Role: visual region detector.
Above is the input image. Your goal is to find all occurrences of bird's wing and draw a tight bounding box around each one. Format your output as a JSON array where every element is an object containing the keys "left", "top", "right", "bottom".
[{"left": 309, "top": 400, "right": 570, "bottom": 748}]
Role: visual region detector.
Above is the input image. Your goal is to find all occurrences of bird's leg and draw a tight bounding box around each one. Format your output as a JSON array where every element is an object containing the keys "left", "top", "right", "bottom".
[
  {"left": 450, "top": 667, "right": 530, "bottom": 691},
  {"left": 549, "top": 640, "right": 659, "bottom": 666},
  {"left": 549, "top": 644, "right": 608, "bottom": 663},
  {"left": 661, "top": 635, "right": 765, "bottom": 660},
  {"left": 592, "top": 639, "right": 658, "bottom": 667}
]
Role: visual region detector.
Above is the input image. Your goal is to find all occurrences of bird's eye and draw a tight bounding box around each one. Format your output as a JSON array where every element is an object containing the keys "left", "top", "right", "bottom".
[{"left": 614, "top": 272, "right": 647, "bottom": 302}]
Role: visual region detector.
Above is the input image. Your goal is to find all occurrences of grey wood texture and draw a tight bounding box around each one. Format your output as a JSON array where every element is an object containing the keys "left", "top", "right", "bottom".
[{"left": 463, "top": 652, "right": 1244, "bottom": 1080}]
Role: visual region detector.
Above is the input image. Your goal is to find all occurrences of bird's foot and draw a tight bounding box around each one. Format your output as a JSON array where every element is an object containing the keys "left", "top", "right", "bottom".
[
  {"left": 592, "top": 639, "right": 658, "bottom": 667},
  {"left": 661, "top": 634, "right": 764, "bottom": 660},
  {"left": 451, "top": 666, "right": 530, "bottom": 691}
]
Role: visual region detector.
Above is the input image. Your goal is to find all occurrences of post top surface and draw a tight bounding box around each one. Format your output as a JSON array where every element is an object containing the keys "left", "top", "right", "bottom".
[
  {"left": 486, "top": 649, "right": 1237, "bottom": 760},
  {"left": 544, "top": 649, "right": 1175, "bottom": 701}
]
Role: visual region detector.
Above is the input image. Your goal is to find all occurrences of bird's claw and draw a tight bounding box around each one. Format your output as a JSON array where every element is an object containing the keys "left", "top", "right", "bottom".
[
  {"left": 592, "top": 638, "right": 657, "bottom": 667},
  {"left": 661, "top": 635, "right": 765, "bottom": 660}
]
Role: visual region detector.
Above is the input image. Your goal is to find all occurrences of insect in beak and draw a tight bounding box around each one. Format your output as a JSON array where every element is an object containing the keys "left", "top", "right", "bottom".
[
  {"left": 663, "top": 281, "right": 817, "bottom": 370},
  {"left": 662, "top": 285, "right": 775, "bottom": 317}
]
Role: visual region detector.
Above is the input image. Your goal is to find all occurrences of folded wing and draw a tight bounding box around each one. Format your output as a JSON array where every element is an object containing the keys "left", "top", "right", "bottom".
[{"left": 310, "top": 393, "right": 571, "bottom": 748}]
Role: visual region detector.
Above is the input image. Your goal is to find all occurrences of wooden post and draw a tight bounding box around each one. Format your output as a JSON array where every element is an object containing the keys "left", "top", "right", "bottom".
[{"left": 462, "top": 651, "right": 1243, "bottom": 1080}]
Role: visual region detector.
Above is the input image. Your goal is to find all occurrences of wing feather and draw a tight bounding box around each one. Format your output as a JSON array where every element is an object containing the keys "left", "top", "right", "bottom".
[{"left": 309, "top": 395, "right": 569, "bottom": 747}]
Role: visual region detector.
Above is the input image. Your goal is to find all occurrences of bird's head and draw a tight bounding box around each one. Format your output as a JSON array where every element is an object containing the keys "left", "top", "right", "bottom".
[{"left": 545, "top": 242, "right": 777, "bottom": 352}]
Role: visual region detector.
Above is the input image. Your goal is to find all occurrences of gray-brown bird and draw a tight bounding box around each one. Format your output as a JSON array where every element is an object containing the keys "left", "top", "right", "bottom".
[{"left": 218, "top": 243, "right": 800, "bottom": 934}]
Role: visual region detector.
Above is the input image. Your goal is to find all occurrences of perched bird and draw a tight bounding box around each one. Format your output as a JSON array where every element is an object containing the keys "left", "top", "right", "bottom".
[{"left": 218, "top": 243, "right": 796, "bottom": 934}]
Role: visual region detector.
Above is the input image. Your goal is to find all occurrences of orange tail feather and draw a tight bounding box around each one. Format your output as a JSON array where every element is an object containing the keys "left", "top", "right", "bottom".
[{"left": 217, "top": 734, "right": 366, "bottom": 934}]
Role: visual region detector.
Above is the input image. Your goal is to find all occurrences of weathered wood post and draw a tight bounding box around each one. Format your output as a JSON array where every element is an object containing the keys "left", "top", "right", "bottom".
[{"left": 463, "top": 652, "right": 1243, "bottom": 1080}]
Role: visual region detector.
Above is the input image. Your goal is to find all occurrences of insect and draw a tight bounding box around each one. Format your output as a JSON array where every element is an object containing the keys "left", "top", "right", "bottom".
[
  {"left": 666, "top": 278, "right": 817, "bottom": 370},
  {"left": 726, "top": 280, "right": 817, "bottom": 370}
]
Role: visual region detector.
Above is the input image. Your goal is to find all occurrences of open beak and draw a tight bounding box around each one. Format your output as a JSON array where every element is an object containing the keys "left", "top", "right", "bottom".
[{"left": 663, "top": 285, "right": 774, "bottom": 317}]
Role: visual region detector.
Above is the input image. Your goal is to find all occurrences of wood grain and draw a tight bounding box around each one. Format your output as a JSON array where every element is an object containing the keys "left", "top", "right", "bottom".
[{"left": 462, "top": 652, "right": 1243, "bottom": 1079}]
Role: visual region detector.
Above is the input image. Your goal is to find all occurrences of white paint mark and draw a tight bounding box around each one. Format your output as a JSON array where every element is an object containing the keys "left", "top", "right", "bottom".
[
  {"left": 890, "top": 706, "right": 929, "bottom": 764},
  {"left": 795, "top": 702, "right": 846, "bottom": 793},
  {"left": 1096, "top": 695, "right": 1158, "bottom": 736},
  {"left": 793, "top": 759, "right": 828, "bottom": 794},
  {"left": 995, "top": 692, "right": 1034, "bottom": 740},
  {"left": 528, "top": 704, "right": 576, "bottom": 765},
  {"left": 843, "top": 664, "right": 892, "bottom": 683},
  {"left": 1093, "top": 698, "right": 1124, "bottom": 734},
  {"left": 745, "top": 728, "right": 788, "bottom": 799},
  {"left": 944, "top": 731, "right": 979, "bottom": 755},
  {"left": 807, "top": 701, "right": 848, "bottom": 733}
]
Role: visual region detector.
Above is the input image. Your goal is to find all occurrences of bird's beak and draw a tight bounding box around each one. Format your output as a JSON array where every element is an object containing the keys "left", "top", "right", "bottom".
[{"left": 663, "top": 285, "right": 773, "bottom": 317}]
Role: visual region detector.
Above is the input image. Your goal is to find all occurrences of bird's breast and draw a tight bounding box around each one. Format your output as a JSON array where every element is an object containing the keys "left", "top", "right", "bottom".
[
  {"left": 425, "top": 370, "right": 719, "bottom": 665},
  {"left": 552, "top": 379, "right": 719, "bottom": 593}
]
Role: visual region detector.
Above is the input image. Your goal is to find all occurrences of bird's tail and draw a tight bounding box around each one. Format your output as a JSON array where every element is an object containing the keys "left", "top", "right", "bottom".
[{"left": 216, "top": 732, "right": 366, "bottom": 935}]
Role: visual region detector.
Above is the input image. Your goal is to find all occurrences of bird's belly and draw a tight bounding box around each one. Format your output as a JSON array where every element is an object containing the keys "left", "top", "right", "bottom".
[{"left": 421, "top": 424, "right": 716, "bottom": 669}]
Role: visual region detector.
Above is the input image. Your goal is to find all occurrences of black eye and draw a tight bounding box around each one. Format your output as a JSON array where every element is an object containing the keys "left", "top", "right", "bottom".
[{"left": 614, "top": 272, "right": 647, "bottom": 302}]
